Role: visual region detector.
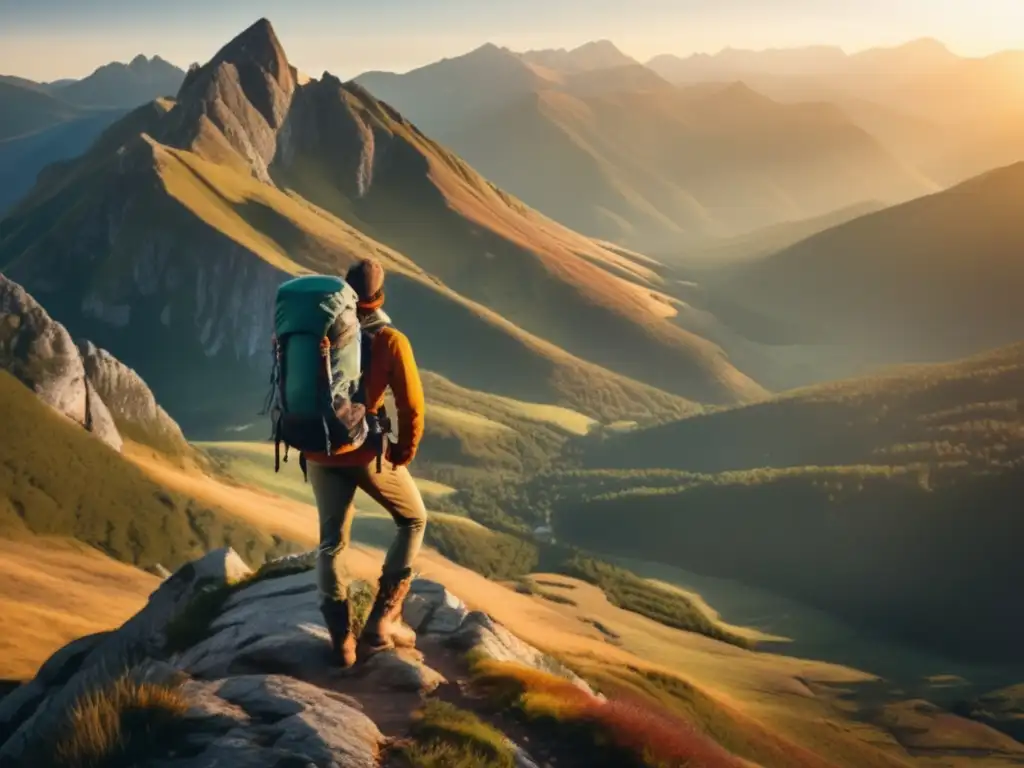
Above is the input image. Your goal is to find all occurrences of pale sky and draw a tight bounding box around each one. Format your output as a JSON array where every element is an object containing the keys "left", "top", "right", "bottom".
[{"left": 2, "top": 0, "right": 1023, "bottom": 81}]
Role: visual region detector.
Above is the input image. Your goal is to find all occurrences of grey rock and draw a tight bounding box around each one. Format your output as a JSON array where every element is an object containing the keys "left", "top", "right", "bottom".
[
  {"left": 252, "top": 550, "right": 317, "bottom": 580},
  {"left": 359, "top": 649, "right": 446, "bottom": 694},
  {"left": 450, "top": 612, "right": 593, "bottom": 694},
  {"left": 0, "top": 274, "right": 122, "bottom": 451},
  {"left": 78, "top": 339, "right": 189, "bottom": 454},
  {"left": 223, "top": 570, "right": 317, "bottom": 610},
  {"left": 182, "top": 546, "right": 254, "bottom": 589},
  {"left": 227, "top": 629, "right": 333, "bottom": 678},
  {"left": 217, "top": 676, "right": 307, "bottom": 720},
  {"left": 403, "top": 578, "right": 469, "bottom": 635},
  {"left": 216, "top": 675, "right": 382, "bottom": 768}
]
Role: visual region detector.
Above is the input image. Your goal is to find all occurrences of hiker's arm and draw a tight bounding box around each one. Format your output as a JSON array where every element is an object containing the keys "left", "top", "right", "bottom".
[{"left": 388, "top": 331, "right": 425, "bottom": 466}]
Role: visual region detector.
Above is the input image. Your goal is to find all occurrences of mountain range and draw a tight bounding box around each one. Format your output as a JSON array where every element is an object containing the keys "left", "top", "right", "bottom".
[
  {"left": 357, "top": 42, "right": 935, "bottom": 250},
  {"left": 647, "top": 40, "right": 1024, "bottom": 187},
  {"left": 0, "top": 19, "right": 764, "bottom": 440}
]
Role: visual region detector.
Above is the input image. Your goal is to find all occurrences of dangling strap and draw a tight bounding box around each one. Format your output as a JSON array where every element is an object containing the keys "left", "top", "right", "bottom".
[
  {"left": 299, "top": 452, "right": 308, "bottom": 483},
  {"left": 319, "top": 336, "right": 333, "bottom": 455}
]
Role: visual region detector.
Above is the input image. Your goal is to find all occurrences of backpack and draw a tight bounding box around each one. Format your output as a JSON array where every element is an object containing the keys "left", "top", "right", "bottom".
[{"left": 266, "top": 274, "right": 370, "bottom": 471}]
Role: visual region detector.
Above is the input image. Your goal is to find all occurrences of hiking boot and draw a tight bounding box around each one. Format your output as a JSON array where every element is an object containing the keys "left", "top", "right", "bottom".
[
  {"left": 320, "top": 599, "right": 357, "bottom": 669},
  {"left": 358, "top": 571, "right": 417, "bottom": 655}
]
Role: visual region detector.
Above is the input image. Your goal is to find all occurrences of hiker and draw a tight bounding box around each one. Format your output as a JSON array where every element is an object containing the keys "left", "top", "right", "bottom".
[{"left": 269, "top": 258, "right": 427, "bottom": 668}]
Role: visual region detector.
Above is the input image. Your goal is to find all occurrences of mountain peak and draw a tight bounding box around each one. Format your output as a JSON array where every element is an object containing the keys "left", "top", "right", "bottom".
[
  {"left": 211, "top": 17, "right": 289, "bottom": 79},
  {"left": 129, "top": 54, "right": 150, "bottom": 68}
]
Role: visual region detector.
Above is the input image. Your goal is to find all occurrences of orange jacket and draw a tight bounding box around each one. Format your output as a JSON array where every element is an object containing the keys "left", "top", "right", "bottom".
[{"left": 304, "top": 325, "right": 425, "bottom": 467}]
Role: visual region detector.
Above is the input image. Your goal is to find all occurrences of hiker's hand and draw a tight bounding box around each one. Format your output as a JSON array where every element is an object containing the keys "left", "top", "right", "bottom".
[{"left": 387, "top": 442, "right": 414, "bottom": 467}]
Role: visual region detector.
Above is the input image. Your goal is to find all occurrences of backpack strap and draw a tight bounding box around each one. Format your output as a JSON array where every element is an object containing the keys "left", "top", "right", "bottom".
[{"left": 356, "top": 322, "right": 393, "bottom": 474}]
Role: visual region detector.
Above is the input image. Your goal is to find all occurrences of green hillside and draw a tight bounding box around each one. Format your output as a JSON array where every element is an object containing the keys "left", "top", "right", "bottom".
[
  {"left": 0, "top": 370, "right": 294, "bottom": 569},
  {"left": 581, "top": 343, "right": 1024, "bottom": 473},
  {"left": 496, "top": 345, "right": 1024, "bottom": 661}
]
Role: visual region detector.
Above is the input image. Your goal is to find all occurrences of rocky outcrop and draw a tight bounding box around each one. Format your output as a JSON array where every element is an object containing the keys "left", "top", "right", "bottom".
[
  {"left": 0, "top": 548, "right": 593, "bottom": 767},
  {"left": 78, "top": 339, "right": 189, "bottom": 453},
  {"left": 171, "top": 17, "right": 296, "bottom": 183},
  {"left": 0, "top": 273, "right": 122, "bottom": 451},
  {"left": 0, "top": 273, "right": 193, "bottom": 454}
]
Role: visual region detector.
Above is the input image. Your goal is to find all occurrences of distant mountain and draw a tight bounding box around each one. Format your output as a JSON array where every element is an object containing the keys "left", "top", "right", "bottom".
[
  {"left": 50, "top": 54, "right": 185, "bottom": 108},
  {"left": 356, "top": 50, "right": 936, "bottom": 250},
  {"left": 662, "top": 200, "right": 886, "bottom": 269},
  {"left": 357, "top": 43, "right": 553, "bottom": 135},
  {"left": 0, "top": 104, "right": 125, "bottom": 214},
  {"left": 0, "top": 56, "right": 184, "bottom": 214},
  {"left": 708, "top": 161, "right": 1024, "bottom": 382},
  {"left": 1, "top": 19, "right": 762, "bottom": 440},
  {"left": 518, "top": 40, "right": 640, "bottom": 73},
  {"left": 0, "top": 80, "right": 82, "bottom": 140},
  {"left": 0, "top": 74, "right": 47, "bottom": 91},
  {"left": 646, "top": 38, "right": 960, "bottom": 83},
  {"left": 648, "top": 41, "right": 1024, "bottom": 185}
]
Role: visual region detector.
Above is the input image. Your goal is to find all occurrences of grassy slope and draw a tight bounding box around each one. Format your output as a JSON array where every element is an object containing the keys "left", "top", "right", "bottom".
[
  {"left": 0, "top": 370, "right": 295, "bottom": 569},
  {"left": 714, "top": 163, "right": 1024, "bottom": 376},
  {"left": 0, "top": 80, "right": 82, "bottom": 141},
  {"left": 0, "top": 536, "right": 160, "bottom": 681}
]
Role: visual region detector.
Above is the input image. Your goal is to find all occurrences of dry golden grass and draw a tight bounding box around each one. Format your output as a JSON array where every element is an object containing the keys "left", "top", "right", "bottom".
[
  {"left": 52, "top": 675, "right": 189, "bottom": 768},
  {"left": 471, "top": 659, "right": 751, "bottom": 768},
  {"left": 0, "top": 536, "right": 159, "bottom": 681}
]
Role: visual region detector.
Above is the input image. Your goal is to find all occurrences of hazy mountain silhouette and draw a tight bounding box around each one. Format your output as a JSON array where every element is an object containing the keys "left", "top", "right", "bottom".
[
  {"left": 708, "top": 161, "right": 1024, "bottom": 381},
  {"left": 50, "top": 54, "right": 185, "bottom": 108},
  {"left": 356, "top": 50, "right": 935, "bottom": 250},
  {"left": 649, "top": 40, "right": 1024, "bottom": 185},
  {"left": 0, "top": 80, "right": 82, "bottom": 141},
  {"left": 518, "top": 40, "right": 641, "bottom": 73}
]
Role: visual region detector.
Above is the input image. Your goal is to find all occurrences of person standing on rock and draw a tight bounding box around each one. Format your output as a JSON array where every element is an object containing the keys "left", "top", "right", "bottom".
[{"left": 302, "top": 258, "right": 428, "bottom": 668}]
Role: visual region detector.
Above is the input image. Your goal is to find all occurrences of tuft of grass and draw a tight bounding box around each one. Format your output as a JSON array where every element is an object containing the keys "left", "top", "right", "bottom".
[
  {"left": 397, "top": 700, "right": 516, "bottom": 768},
  {"left": 537, "top": 590, "right": 578, "bottom": 607},
  {"left": 51, "top": 675, "right": 191, "bottom": 768},
  {"left": 470, "top": 659, "right": 747, "bottom": 768}
]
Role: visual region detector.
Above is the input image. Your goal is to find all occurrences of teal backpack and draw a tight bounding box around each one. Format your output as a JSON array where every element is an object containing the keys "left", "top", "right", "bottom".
[{"left": 266, "top": 274, "right": 377, "bottom": 472}]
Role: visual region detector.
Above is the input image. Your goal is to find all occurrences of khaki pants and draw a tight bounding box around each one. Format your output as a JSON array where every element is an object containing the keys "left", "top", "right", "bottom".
[{"left": 308, "top": 459, "right": 428, "bottom": 603}]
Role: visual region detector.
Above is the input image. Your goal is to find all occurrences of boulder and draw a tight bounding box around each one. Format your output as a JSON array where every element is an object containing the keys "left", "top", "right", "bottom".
[
  {"left": 450, "top": 612, "right": 593, "bottom": 694},
  {"left": 404, "top": 578, "right": 469, "bottom": 635}
]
